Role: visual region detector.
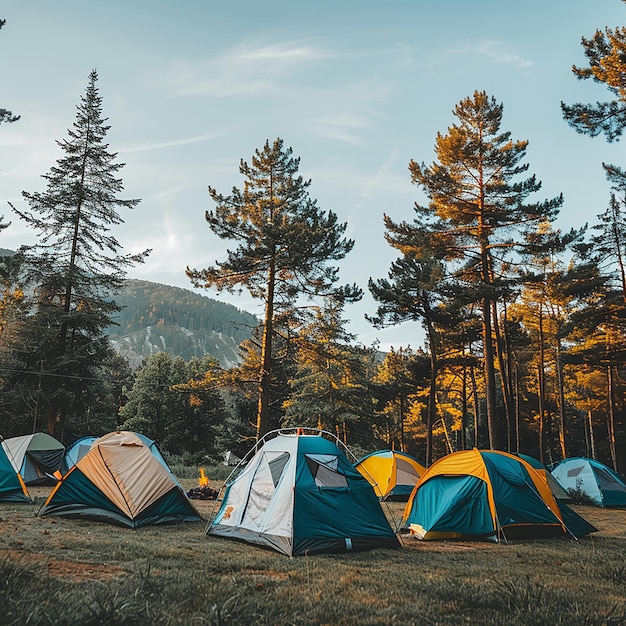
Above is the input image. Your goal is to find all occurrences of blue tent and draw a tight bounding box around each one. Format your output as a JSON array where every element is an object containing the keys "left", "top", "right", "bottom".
[
  {"left": 403, "top": 449, "right": 596, "bottom": 542},
  {"left": 60, "top": 436, "right": 98, "bottom": 474},
  {"left": 207, "top": 429, "right": 400, "bottom": 556},
  {"left": 551, "top": 457, "right": 626, "bottom": 508}
]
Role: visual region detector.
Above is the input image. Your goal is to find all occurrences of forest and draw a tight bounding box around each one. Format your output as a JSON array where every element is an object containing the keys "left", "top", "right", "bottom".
[{"left": 0, "top": 16, "right": 625, "bottom": 475}]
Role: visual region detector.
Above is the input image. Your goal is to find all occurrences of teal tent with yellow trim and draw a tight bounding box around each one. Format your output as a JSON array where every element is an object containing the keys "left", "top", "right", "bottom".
[{"left": 403, "top": 449, "right": 596, "bottom": 542}]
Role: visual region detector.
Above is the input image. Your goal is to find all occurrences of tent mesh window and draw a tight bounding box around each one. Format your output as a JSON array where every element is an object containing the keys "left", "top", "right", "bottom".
[
  {"left": 305, "top": 454, "right": 348, "bottom": 488},
  {"left": 268, "top": 452, "right": 290, "bottom": 487}
]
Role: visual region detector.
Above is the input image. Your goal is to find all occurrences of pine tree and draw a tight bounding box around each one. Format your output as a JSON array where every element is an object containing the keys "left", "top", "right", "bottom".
[
  {"left": 561, "top": 24, "right": 626, "bottom": 142},
  {"left": 283, "top": 299, "right": 374, "bottom": 446},
  {"left": 8, "top": 69, "right": 149, "bottom": 437},
  {"left": 368, "top": 222, "right": 449, "bottom": 465},
  {"left": 187, "top": 138, "right": 361, "bottom": 440},
  {"left": 407, "top": 91, "right": 563, "bottom": 450},
  {"left": 120, "top": 353, "right": 226, "bottom": 457}
]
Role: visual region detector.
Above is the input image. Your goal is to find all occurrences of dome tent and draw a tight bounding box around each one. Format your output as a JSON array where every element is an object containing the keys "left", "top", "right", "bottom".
[
  {"left": 207, "top": 428, "right": 401, "bottom": 556},
  {"left": 60, "top": 436, "right": 98, "bottom": 474},
  {"left": 2, "top": 432, "right": 64, "bottom": 485},
  {"left": 38, "top": 431, "right": 202, "bottom": 528},
  {"left": 551, "top": 457, "right": 626, "bottom": 508},
  {"left": 403, "top": 448, "right": 596, "bottom": 542},
  {"left": 59, "top": 432, "right": 172, "bottom": 476},
  {"left": 355, "top": 449, "right": 426, "bottom": 501}
]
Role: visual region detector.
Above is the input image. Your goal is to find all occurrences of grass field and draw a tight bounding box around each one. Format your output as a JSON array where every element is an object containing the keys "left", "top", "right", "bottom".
[{"left": 0, "top": 480, "right": 625, "bottom": 626}]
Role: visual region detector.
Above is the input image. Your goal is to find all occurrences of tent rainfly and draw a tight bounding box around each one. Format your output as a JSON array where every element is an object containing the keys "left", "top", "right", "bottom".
[
  {"left": 59, "top": 432, "right": 173, "bottom": 477},
  {"left": 550, "top": 457, "right": 626, "bottom": 508},
  {"left": 403, "top": 448, "right": 597, "bottom": 542},
  {"left": 207, "top": 428, "right": 401, "bottom": 556},
  {"left": 2, "top": 433, "right": 65, "bottom": 485},
  {"left": 38, "top": 431, "right": 203, "bottom": 527},
  {"left": 355, "top": 450, "right": 426, "bottom": 501},
  {"left": 517, "top": 453, "right": 571, "bottom": 502}
]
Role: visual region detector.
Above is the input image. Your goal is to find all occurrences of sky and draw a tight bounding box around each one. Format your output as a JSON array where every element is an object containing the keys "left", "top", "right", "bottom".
[{"left": 1, "top": 0, "right": 626, "bottom": 351}]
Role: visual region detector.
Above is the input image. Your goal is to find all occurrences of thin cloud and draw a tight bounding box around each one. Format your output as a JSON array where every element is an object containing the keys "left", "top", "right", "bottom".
[
  {"left": 120, "top": 129, "right": 231, "bottom": 154},
  {"left": 447, "top": 39, "right": 533, "bottom": 68},
  {"left": 154, "top": 38, "right": 358, "bottom": 98},
  {"left": 236, "top": 41, "right": 336, "bottom": 62}
]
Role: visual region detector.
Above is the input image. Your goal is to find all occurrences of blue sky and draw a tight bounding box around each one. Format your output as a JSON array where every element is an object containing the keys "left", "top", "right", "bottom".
[{"left": 1, "top": 1, "right": 625, "bottom": 350}]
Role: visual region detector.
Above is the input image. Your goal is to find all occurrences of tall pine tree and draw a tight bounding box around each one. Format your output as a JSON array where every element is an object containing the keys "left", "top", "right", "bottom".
[
  {"left": 407, "top": 91, "right": 563, "bottom": 450},
  {"left": 187, "top": 138, "right": 361, "bottom": 439},
  {"left": 8, "top": 69, "right": 149, "bottom": 437}
]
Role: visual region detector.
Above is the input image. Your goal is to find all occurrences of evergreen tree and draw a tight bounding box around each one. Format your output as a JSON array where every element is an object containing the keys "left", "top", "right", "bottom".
[
  {"left": 187, "top": 138, "right": 361, "bottom": 440},
  {"left": 407, "top": 91, "right": 563, "bottom": 449},
  {"left": 371, "top": 347, "right": 424, "bottom": 454},
  {"left": 561, "top": 19, "right": 626, "bottom": 143},
  {"left": 119, "top": 353, "right": 226, "bottom": 458},
  {"left": 283, "top": 299, "right": 374, "bottom": 446},
  {"left": 7, "top": 69, "right": 149, "bottom": 437},
  {"left": 369, "top": 224, "right": 449, "bottom": 465}
]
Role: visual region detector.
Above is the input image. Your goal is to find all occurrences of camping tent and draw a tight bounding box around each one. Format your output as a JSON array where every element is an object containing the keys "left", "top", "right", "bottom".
[
  {"left": 0, "top": 438, "right": 30, "bottom": 502},
  {"left": 551, "top": 457, "right": 626, "bottom": 508},
  {"left": 59, "top": 432, "right": 172, "bottom": 476},
  {"left": 60, "top": 436, "right": 98, "bottom": 474},
  {"left": 403, "top": 448, "right": 596, "bottom": 541},
  {"left": 517, "top": 453, "right": 570, "bottom": 502},
  {"left": 355, "top": 450, "right": 426, "bottom": 501},
  {"left": 2, "top": 433, "right": 65, "bottom": 484},
  {"left": 38, "top": 431, "right": 203, "bottom": 527},
  {"left": 207, "top": 428, "right": 401, "bottom": 556}
]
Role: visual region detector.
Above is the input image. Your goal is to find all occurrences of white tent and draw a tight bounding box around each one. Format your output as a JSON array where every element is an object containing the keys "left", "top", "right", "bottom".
[{"left": 207, "top": 429, "right": 400, "bottom": 556}]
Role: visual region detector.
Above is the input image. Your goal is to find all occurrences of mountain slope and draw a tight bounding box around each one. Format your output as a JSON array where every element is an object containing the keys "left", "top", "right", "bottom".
[{"left": 106, "top": 279, "right": 258, "bottom": 368}]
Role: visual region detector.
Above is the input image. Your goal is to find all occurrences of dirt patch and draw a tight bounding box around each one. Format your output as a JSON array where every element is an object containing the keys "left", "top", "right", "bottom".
[
  {"left": 46, "top": 557, "right": 126, "bottom": 582},
  {"left": 4, "top": 549, "right": 127, "bottom": 582}
]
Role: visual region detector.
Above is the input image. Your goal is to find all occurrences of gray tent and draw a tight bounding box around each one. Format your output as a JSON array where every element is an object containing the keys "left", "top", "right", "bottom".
[{"left": 2, "top": 433, "right": 64, "bottom": 484}]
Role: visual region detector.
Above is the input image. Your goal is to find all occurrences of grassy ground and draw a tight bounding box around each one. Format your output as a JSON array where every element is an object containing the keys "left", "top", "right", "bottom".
[{"left": 0, "top": 480, "right": 625, "bottom": 625}]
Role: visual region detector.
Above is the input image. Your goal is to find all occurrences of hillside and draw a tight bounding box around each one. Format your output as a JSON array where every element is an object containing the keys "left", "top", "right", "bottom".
[{"left": 106, "top": 279, "right": 258, "bottom": 368}]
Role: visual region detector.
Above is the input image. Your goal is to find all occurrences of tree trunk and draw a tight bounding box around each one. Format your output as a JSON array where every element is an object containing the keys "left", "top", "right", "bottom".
[
  {"left": 607, "top": 365, "right": 618, "bottom": 471},
  {"left": 424, "top": 309, "right": 438, "bottom": 466},
  {"left": 587, "top": 408, "right": 597, "bottom": 460},
  {"left": 555, "top": 340, "right": 567, "bottom": 459},
  {"left": 482, "top": 295, "right": 499, "bottom": 449},
  {"left": 460, "top": 365, "right": 468, "bottom": 450},
  {"left": 471, "top": 360, "right": 480, "bottom": 449},
  {"left": 256, "top": 259, "right": 275, "bottom": 441},
  {"left": 537, "top": 308, "right": 546, "bottom": 464},
  {"left": 492, "top": 300, "right": 512, "bottom": 451}
]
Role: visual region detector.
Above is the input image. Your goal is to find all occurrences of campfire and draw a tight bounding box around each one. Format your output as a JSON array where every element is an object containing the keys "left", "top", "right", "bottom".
[{"left": 187, "top": 467, "right": 218, "bottom": 500}]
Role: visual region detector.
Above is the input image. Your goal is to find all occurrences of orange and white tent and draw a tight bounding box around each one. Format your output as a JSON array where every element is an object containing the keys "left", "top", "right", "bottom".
[{"left": 38, "top": 431, "right": 202, "bottom": 527}]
